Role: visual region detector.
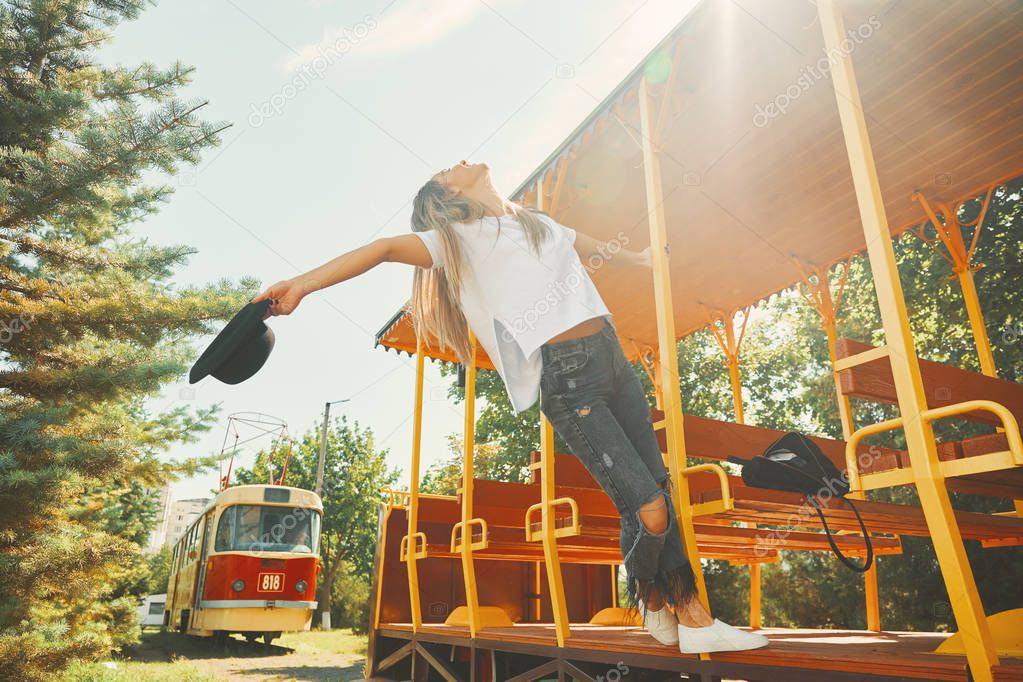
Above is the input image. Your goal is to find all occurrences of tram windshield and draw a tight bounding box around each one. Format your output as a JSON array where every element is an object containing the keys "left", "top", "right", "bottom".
[{"left": 215, "top": 505, "right": 321, "bottom": 554}]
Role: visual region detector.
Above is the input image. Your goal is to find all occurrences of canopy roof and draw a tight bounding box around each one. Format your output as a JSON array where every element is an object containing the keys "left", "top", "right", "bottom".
[
  {"left": 378, "top": 0, "right": 1023, "bottom": 362},
  {"left": 374, "top": 305, "right": 498, "bottom": 369}
]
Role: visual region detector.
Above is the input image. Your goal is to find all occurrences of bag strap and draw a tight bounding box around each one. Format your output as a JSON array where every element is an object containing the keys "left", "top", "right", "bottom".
[{"left": 807, "top": 496, "right": 874, "bottom": 573}]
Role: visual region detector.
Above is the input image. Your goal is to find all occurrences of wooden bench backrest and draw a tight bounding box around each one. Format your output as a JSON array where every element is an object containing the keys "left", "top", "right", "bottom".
[
  {"left": 651, "top": 410, "right": 906, "bottom": 474},
  {"left": 835, "top": 338, "right": 1023, "bottom": 426},
  {"left": 528, "top": 450, "right": 604, "bottom": 489},
  {"left": 526, "top": 411, "right": 908, "bottom": 482}
]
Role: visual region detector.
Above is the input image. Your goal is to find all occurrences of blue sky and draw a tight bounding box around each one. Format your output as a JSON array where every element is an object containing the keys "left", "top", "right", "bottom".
[{"left": 97, "top": 0, "right": 698, "bottom": 501}]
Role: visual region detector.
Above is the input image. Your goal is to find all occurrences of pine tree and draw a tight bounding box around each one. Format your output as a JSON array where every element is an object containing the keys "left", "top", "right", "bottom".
[{"left": 0, "top": 2, "right": 254, "bottom": 678}]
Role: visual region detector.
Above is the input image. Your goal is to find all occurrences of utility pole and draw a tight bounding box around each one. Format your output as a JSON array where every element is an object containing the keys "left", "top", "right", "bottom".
[
  {"left": 315, "top": 399, "right": 349, "bottom": 497},
  {"left": 315, "top": 398, "right": 348, "bottom": 631}
]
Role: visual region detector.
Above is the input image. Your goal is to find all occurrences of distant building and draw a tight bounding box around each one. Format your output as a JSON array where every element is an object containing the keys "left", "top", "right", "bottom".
[
  {"left": 145, "top": 485, "right": 173, "bottom": 554},
  {"left": 165, "top": 497, "right": 210, "bottom": 548},
  {"left": 146, "top": 493, "right": 210, "bottom": 552}
]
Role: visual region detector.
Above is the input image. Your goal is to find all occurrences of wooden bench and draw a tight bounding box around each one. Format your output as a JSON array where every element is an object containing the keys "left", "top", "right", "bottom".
[
  {"left": 520, "top": 458, "right": 900, "bottom": 559},
  {"left": 638, "top": 412, "right": 1023, "bottom": 544},
  {"left": 835, "top": 338, "right": 1023, "bottom": 427},
  {"left": 651, "top": 401, "right": 1023, "bottom": 500},
  {"left": 835, "top": 338, "right": 1023, "bottom": 498},
  {"left": 681, "top": 467, "right": 1023, "bottom": 543},
  {"left": 651, "top": 411, "right": 909, "bottom": 474},
  {"left": 393, "top": 489, "right": 782, "bottom": 565},
  {"left": 532, "top": 448, "right": 1023, "bottom": 542}
]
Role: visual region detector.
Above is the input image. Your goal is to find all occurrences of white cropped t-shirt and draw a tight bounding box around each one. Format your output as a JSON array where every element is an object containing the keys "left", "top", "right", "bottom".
[{"left": 414, "top": 213, "right": 611, "bottom": 414}]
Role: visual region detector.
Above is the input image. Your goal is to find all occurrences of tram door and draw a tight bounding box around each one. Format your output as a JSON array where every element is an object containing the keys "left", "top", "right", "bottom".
[{"left": 192, "top": 513, "right": 214, "bottom": 621}]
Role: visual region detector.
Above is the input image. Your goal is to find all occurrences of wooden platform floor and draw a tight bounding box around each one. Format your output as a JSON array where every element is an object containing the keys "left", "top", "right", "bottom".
[{"left": 378, "top": 622, "right": 1023, "bottom": 681}]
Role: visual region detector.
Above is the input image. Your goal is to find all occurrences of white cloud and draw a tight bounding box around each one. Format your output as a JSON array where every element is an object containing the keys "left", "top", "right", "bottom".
[{"left": 284, "top": 0, "right": 484, "bottom": 71}]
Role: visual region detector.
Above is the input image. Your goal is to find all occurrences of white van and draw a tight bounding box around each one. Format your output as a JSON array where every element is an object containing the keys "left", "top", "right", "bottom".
[{"left": 138, "top": 594, "right": 166, "bottom": 630}]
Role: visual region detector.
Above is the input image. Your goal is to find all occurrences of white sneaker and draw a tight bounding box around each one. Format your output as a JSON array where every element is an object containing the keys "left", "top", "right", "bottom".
[
  {"left": 638, "top": 599, "right": 678, "bottom": 645},
  {"left": 678, "top": 619, "right": 769, "bottom": 654}
]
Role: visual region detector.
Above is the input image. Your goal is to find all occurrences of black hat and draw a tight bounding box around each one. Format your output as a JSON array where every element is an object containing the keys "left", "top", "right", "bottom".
[{"left": 189, "top": 299, "right": 275, "bottom": 384}]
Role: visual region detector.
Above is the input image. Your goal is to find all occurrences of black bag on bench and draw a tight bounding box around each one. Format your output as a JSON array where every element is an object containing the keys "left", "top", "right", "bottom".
[{"left": 727, "top": 432, "right": 874, "bottom": 573}]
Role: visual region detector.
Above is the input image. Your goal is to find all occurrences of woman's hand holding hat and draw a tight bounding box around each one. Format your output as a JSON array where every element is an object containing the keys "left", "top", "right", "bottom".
[{"left": 253, "top": 277, "right": 311, "bottom": 318}]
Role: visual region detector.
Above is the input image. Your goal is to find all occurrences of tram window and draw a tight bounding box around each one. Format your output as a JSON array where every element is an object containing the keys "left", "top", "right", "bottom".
[
  {"left": 215, "top": 505, "right": 321, "bottom": 553},
  {"left": 215, "top": 510, "right": 231, "bottom": 550},
  {"left": 264, "top": 488, "right": 290, "bottom": 503}
]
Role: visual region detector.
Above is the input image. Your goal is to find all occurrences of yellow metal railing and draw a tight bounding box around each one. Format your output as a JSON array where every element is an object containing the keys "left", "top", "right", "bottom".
[
  {"left": 524, "top": 497, "right": 580, "bottom": 541},
  {"left": 400, "top": 531, "right": 427, "bottom": 562},
  {"left": 677, "top": 463, "right": 735, "bottom": 518},
  {"left": 845, "top": 399, "right": 1023, "bottom": 493},
  {"left": 380, "top": 486, "right": 458, "bottom": 510},
  {"left": 450, "top": 517, "right": 489, "bottom": 553}
]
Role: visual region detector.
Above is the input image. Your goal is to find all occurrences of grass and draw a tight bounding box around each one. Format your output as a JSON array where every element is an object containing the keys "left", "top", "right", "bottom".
[
  {"left": 62, "top": 627, "right": 368, "bottom": 681},
  {"left": 63, "top": 658, "right": 218, "bottom": 682},
  {"left": 276, "top": 628, "right": 367, "bottom": 656}
]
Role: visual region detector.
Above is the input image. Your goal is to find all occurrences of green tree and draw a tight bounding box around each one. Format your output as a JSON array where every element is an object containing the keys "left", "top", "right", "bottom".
[
  {"left": 234, "top": 416, "right": 399, "bottom": 628},
  {"left": 0, "top": 2, "right": 251, "bottom": 678},
  {"left": 330, "top": 562, "right": 371, "bottom": 634},
  {"left": 420, "top": 435, "right": 508, "bottom": 495},
  {"left": 143, "top": 545, "right": 174, "bottom": 597}
]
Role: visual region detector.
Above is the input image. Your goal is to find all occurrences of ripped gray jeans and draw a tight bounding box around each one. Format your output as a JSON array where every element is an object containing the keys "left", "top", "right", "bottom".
[{"left": 538, "top": 317, "right": 693, "bottom": 602}]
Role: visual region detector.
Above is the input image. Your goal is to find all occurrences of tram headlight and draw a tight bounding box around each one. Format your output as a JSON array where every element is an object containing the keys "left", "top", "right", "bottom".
[
  {"left": 295, "top": 580, "right": 308, "bottom": 594},
  {"left": 231, "top": 579, "right": 245, "bottom": 593}
]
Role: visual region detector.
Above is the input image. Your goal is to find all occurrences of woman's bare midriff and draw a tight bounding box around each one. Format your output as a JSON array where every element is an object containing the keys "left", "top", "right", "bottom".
[{"left": 544, "top": 316, "right": 606, "bottom": 345}]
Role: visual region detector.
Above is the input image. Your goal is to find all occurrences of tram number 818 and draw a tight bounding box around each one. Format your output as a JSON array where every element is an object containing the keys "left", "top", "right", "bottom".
[{"left": 257, "top": 572, "right": 285, "bottom": 592}]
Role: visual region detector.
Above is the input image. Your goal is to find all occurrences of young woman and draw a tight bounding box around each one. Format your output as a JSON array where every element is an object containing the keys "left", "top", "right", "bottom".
[{"left": 253, "top": 161, "right": 767, "bottom": 654}]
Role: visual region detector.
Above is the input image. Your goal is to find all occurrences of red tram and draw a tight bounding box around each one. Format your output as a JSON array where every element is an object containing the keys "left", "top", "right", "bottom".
[{"left": 165, "top": 484, "right": 322, "bottom": 643}]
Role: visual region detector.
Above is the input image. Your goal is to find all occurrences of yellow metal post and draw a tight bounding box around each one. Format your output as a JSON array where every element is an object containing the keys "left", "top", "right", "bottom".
[
  {"left": 638, "top": 76, "right": 712, "bottom": 619},
  {"left": 707, "top": 308, "right": 760, "bottom": 629},
  {"left": 539, "top": 413, "right": 571, "bottom": 645},
  {"left": 405, "top": 333, "right": 426, "bottom": 630},
  {"left": 911, "top": 190, "right": 998, "bottom": 378},
  {"left": 535, "top": 179, "right": 572, "bottom": 646},
  {"left": 958, "top": 266, "right": 997, "bottom": 377},
  {"left": 911, "top": 191, "right": 1021, "bottom": 515},
  {"left": 534, "top": 561, "right": 542, "bottom": 621},
  {"left": 611, "top": 566, "right": 618, "bottom": 608},
  {"left": 652, "top": 354, "right": 664, "bottom": 410},
  {"left": 371, "top": 506, "right": 391, "bottom": 630},
  {"left": 799, "top": 262, "right": 881, "bottom": 632},
  {"left": 817, "top": 2, "right": 997, "bottom": 679},
  {"left": 707, "top": 307, "right": 750, "bottom": 426},
  {"left": 749, "top": 564, "right": 761, "bottom": 629},
  {"left": 458, "top": 333, "right": 482, "bottom": 636}
]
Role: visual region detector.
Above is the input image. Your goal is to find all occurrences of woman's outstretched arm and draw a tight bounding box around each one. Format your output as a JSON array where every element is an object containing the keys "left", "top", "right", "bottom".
[{"left": 252, "top": 233, "right": 433, "bottom": 317}]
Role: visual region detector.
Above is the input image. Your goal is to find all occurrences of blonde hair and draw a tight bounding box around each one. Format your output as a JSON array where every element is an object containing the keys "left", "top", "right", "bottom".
[{"left": 410, "top": 179, "right": 552, "bottom": 364}]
